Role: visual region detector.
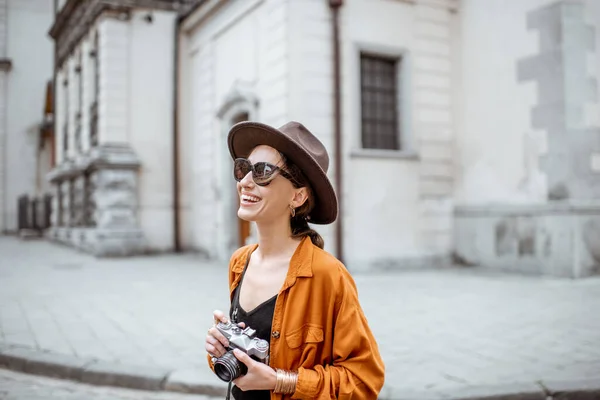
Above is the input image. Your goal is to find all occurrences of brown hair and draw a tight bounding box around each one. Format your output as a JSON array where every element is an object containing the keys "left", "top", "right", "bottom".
[{"left": 279, "top": 152, "right": 324, "bottom": 249}]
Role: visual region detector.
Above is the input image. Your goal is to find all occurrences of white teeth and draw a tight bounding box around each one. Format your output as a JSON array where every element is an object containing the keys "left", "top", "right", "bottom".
[{"left": 242, "top": 194, "right": 261, "bottom": 203}]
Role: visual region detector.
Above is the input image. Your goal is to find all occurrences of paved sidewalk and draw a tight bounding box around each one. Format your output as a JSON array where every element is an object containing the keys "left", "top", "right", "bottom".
[
  {"left": 1, "top": 236, "right": 600, "bottom": 399},
  {"left": 0, "top": 368, "right": 222, "bottom": 400}
]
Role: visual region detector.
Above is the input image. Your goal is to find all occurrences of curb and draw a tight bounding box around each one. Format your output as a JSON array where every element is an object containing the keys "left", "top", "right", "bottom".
[
  {"left": 378, "top": 379, "right": 600, "bottom": 400},
  {"left": 1, "top": 344, "right": 600, "bottom": 399},
  {"left": 0, "top": 344, "right": 228, "bottom": 397}
]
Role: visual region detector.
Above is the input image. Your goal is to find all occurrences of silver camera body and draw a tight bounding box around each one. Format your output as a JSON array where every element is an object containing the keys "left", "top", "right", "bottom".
[
  {"left": 215, "top": 320, "right": 270, "bottom": 362},
  {"left": 213, "top": 320, "right": 270, "bottom": 382}
]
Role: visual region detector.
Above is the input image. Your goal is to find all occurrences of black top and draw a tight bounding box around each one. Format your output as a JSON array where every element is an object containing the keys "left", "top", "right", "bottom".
[{"left": 229, "top": 259, "right": 277, "bottom": 400}]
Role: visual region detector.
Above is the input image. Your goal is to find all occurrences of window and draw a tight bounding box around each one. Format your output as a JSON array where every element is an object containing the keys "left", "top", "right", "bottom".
[
  {"left": 75, "top": 52, "right": 82, "bottom": 152},
  {"left": 62, "top": 77, "right": 69, "bottom": 157},
  {"left": 360, "top": 54, "right": 401, "bottom": 150},
  {"left": 90, "top": 32, "right": 99, "bottom": 147},
  {"left": 57, "top": 182, "right": 63, "bottom": 226}
]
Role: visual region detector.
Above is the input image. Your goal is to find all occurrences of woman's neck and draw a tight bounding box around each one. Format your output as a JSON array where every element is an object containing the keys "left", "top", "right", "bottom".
[{"left": 254, "top": 218, "right": 301, "bottom": 260}]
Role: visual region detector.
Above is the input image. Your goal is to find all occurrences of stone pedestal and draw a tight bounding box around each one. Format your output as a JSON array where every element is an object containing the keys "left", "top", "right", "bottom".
[
  {"left": 47, "top": 144, "right": 146, "bottom": 256},
  {"left": 454, "top": 202, "right": 600, "bottom": 278}
]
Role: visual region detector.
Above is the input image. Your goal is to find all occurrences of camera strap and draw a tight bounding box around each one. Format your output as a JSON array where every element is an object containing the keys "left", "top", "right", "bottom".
[
  {"left": 225, "top": 269, "right": 244, "bottom": 399},
  {"left": 226, "top": 382, "right": 232, "bottom": 400}
]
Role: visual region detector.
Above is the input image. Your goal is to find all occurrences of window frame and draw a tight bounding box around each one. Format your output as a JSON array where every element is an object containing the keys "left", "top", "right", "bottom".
[
  {"left": 89, "top": 31, "right": 99, "bottom": 148},
  {"left": 352, "top": 43, "right": 416, "bottom": 160}
]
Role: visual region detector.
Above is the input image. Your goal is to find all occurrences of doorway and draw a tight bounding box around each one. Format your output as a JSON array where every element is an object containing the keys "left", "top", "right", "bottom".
[{"left": 231, "top": 112, "right": 251, "bottom": 247}]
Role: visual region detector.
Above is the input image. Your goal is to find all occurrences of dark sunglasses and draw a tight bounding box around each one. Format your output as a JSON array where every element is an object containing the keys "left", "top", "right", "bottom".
[{"left": 233, "top": 158, "right": 294, "bottom": 186}]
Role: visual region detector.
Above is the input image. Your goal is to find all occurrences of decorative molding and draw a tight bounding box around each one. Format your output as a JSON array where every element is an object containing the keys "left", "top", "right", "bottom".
[
  {"left": 216, "top": 80, "right": 259, "bottom": 119},
  {"left": 416, "top": 0, "right": 458, "bottom": 12},
  {"left": 49, "top": 0, "right": 197, "bottom": 67}
]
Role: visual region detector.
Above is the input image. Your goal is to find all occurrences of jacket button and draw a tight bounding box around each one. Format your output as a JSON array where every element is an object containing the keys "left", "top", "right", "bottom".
[{"left": 272, "top": 331, "right": 280, "bottom": 339}]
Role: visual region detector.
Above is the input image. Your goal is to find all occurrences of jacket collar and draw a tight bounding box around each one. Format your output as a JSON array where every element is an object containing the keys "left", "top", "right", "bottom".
[{"left": 232, "top": 237, "right": 314, "bottom": 283}]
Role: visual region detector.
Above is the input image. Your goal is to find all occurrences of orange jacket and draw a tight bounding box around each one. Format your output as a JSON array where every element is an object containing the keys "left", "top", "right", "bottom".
[{"left": 209, "top": 237, "right": 385, "bottom": 399}]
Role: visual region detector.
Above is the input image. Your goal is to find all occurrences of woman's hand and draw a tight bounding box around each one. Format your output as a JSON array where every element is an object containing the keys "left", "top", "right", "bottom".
[
  {"left": 205, "top": 310, "right": 230, "bottom": 358},
  {"left": 232, "top": 348, "right": 277, "bottom": 391}
]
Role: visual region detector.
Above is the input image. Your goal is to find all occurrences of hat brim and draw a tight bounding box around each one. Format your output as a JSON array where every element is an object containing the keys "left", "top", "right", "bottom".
[{"left": 227, "top": 121, "right": 338, "bottom": 225}]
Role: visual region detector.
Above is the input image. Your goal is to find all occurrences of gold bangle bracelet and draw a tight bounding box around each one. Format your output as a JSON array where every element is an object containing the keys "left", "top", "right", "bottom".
[{"left": 274, "top": 369, "right": 298, "bottom": 395}]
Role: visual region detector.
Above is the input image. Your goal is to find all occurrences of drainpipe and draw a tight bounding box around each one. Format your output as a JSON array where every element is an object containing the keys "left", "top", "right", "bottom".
[
  {"left": 330, "top": 0, "right": 343, "bottom": 263},
  {"left": 172, "top": 19, "right": 181, "bottom": 252}
]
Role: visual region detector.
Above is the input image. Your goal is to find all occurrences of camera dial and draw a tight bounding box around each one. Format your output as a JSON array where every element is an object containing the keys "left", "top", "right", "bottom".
[
  {"left": 217, "top": 320, "right": 232, "bottom": 330},
  {"left": 255, "top": 339, "right": 269, "bottom": 352}
]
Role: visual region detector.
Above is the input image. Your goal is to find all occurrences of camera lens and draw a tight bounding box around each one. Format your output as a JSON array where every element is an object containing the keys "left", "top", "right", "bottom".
[{"left": 214, "top": 350, "right": 248, "bottom": 382}]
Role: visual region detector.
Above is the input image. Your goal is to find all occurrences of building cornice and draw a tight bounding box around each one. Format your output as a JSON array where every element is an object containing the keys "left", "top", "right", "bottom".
[{"left": 49, "top": 0, "right": 200, "bottom": 67}]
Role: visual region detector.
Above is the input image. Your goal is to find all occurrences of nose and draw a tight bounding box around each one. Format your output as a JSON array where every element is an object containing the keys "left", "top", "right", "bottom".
[{"left": 239, "top": 171, "right": 254, "bottom": 188}]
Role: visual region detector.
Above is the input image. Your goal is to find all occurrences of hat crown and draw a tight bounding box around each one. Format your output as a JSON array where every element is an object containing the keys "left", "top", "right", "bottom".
[
  {"left": 278, "top": 121, "right": 329, "bottom": 173},
  {"left": 227, "top": 120, "right": 338, "bottom": 224}
]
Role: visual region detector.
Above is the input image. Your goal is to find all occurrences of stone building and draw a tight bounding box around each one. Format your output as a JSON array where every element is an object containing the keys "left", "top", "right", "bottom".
[
  {"left": 0, "top": 0, "right": 54, "bottom": 234},
  {"left": 45, "top": 0, "right": 600, "bottom": 277}
]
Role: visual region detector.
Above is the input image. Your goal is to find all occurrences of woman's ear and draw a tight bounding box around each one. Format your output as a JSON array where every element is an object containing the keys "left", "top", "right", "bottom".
[{"left": 292, "top": 187, "right": 309, "bottom": 208}]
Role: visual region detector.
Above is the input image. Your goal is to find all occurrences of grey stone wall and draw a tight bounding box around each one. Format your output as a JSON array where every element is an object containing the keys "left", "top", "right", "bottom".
[
  {"left": 454, "top": 0, "right": 600, "bottom": 278},
  {"left": 517, "top": 0, "right": 600, "bottom": 200},
  {"left": 454, "top": 203, "right": 600, "bottom": 278},
  {"left": 47, "top": 144, "right": 146, "bottom": 256}
]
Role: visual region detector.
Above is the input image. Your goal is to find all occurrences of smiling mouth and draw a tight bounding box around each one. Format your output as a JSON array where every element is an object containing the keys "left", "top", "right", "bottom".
[{"left": 241, "top": 194, "right": 262, "bottom": 204}]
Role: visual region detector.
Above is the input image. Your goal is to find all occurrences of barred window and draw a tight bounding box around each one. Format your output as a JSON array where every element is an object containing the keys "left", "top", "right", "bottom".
[
  {"left": 90, "top": 32, "right": 99, "bottom": 147},
  {"left": 62, "top": 77, "right": 69, "bottom": 156},
  {"left": 75, "top": 52, "right": 82, "bottom": 152},
  {"left": 360, "top": 54, "right": 401, "bottom": 150}
]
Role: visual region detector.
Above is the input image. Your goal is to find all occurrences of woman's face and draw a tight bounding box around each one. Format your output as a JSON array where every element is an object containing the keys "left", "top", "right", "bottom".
[{"left": 236, "top": 145, "right": 304, "bottom": 224}]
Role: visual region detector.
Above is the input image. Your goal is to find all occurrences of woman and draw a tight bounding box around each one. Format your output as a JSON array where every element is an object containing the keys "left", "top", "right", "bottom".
[{"left": 205, "top": 121, "right": 385, "bottom": 399}]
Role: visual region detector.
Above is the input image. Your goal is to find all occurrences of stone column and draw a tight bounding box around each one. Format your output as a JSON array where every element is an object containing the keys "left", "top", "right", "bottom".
[{"left": 87, "top": 144, "right": 146, "bottom": 256}]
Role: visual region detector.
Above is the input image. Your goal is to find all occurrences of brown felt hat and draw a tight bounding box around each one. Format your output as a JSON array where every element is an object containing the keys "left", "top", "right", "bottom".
[{"left": 227, "top": 121, "right": 338, "bottom": 225}]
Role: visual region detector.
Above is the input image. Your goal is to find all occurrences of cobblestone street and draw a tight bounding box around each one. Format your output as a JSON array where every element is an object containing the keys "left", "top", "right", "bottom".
[
  {"left": 0, "top": 368, "right": 221, "bottom": 400},
  {"left": 1, "top": 237, "right": 600, "bottom": 398}
]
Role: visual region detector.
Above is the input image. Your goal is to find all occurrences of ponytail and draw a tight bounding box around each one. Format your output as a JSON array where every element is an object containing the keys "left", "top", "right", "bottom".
[
  {"left": 290, "top": 214, "right": 324, "bottom": 249},
  {"left": 279, "top": 151, "right": 324, "bottom": 249}
]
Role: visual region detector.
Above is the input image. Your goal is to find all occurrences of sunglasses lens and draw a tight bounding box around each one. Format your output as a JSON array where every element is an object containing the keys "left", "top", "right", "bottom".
[
  {"left": 233, "top": 159, "right": 252, "bottom": 182},
  {"left": 233, "top": 159, "right": 280, "bottom": 186},
  {"left": 252, "top": 162, "right": 276, "bottom": 185}
]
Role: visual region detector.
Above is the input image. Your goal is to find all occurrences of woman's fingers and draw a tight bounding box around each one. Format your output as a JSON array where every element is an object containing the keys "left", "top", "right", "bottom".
[
  {"left": 208, "top": 325, "right": 230, "bottom": 348},
  {"left": 213, "top": 310, "right": 228, "bottom": 324},
  {"left": 206, "top": 334, "right": 227, "bottom": 357}
]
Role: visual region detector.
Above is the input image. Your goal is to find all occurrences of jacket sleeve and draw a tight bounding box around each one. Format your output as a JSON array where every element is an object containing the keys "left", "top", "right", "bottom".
[
  {"left": 292, "top": 269, "right": 385, "bottom": 399},
  {"left": 206, "top": 354, "right": 216, "bottom": 372}
]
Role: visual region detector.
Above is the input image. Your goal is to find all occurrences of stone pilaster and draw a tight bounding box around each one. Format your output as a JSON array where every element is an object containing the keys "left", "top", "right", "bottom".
[
  {"left": 414, "top": 0, "right": 457, "bottom": 255},
  {"left": 517, "top": 0, "right": 600, "bottom": 200},
  {"left": 98, "top": 16, "right": 130, "bottom": 144}
]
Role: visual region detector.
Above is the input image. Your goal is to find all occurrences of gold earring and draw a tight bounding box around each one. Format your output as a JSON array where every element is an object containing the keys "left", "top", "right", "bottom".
[{"left": 289, "top": 205, "right": 296, "bottom": 217}]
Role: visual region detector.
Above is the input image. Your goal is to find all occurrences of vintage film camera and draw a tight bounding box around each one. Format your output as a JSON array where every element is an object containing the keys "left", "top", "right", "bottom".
[{"left": 213, "top": 320, "right": 270, "bottom": 382}]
